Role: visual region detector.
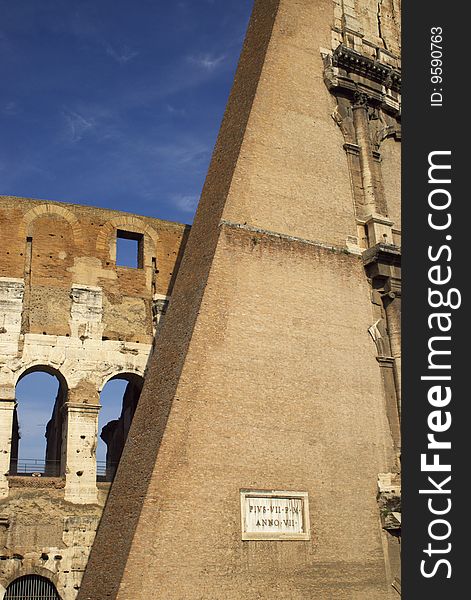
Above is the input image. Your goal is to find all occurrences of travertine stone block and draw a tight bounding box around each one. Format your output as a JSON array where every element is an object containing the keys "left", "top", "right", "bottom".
[
  {"left": 0, "top": 278, "right": 24, "bottom": 357},
  {"left": 63, "top": 402, "right": 100, "bottom": 505}
]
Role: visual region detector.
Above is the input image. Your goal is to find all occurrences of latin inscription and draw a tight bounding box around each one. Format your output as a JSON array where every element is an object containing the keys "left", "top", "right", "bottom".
[
  {"left": 240, "top": 490, "right": 310, "bottom": 540},
  {"left": 246, "top": 497, "right": 303, "bottom": 533}
]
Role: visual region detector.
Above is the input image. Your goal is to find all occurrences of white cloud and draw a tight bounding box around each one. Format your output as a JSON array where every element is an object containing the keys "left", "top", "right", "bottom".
[
  {"left": 104, "top": 43, "right": 139, "bottom": 64},
  {"left": 166, "top": 104, "right": 187, "bottom": 117},
  {"left": 172, "top": 193, "right": 199, "bottom": 213},
  {"left": 2, "top": 101, "right": 19, "bottom": 115},
  {"left": 149, "top": 139, "right": 210, "bottom": 168},
  {"left": 188, "top": 52, "right": 226, "bottom": 71},
  {"left": 63, "top": 109, "right": 95, "bottom": 143}
]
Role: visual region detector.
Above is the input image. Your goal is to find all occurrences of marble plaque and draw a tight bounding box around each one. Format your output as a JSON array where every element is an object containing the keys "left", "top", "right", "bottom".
[{"left": 240, "top": 490, "right": 310, "bottom": 540}]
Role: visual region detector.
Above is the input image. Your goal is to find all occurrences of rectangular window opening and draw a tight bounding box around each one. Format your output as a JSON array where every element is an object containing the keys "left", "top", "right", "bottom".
[{"left": 116, "top": 230, "right": 144, "bottom": 269}]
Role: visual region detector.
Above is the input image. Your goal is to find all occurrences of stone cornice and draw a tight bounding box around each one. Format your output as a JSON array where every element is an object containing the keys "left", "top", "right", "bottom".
[
  {"left": 323, "top": 45, "right": 401, "bottom": 116},
  {"left": 362, "top": 243, "right": 402, "bottom": 286},
  {"left": 332, "top": 46, "right": 401, "bottom": 93},
  {"left": 362, "top": 243, "right": 401, "bottom": 268},
  {"left": 218, "top": 220, "right": 362, "bottom": 255}
]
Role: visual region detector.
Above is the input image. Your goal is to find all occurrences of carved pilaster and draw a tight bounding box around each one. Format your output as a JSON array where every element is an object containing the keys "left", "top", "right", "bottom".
[
  {"left": 364, "top": 244, "right": 401, "bottom": 421},
  {"left": 323, "top": 44, "right": 401, "bottom": 231},
  {"left": 63, "top": 396, "right": 100, "bottom": 505},
  {"left": 0, "top": 392, "right": 16, "bottom": 499}
]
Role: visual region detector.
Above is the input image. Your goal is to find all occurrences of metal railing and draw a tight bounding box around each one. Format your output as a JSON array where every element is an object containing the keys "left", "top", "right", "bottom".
[
  {"left": 96, "top": 461, "right": 108, "bottom": 477},
  {"left": 96, "top": 460, "right": 118, "bottom": 482},
  {"left": 9, "top": 458, "right": 61, "bottom": 477},
  {"left": 9, "top": 458, "right": 119, "bottom": 481}
]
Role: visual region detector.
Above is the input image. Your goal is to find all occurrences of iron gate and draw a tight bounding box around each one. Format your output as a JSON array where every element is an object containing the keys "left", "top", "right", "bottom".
[{"left": 4, "top": 575, "right": 60, "bottom": 599}]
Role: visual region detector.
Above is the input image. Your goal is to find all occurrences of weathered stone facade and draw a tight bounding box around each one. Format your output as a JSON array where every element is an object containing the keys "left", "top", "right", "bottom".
[
  {"left": 1, "top": 0, "right": 401, "bottom": 597},
  {"left": 78, "top": 1, "right": 401, "bottom": 599},
  {"left": 0, "top": 196, "right": 189, "bottom": 598}
]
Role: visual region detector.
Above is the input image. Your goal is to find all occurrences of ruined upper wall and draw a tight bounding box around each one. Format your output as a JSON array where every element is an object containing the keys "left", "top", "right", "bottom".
[
  {"left": 212, "top": 0, "right": 401, "bottom": 252},
  {"left": 326, "top": 0, "right": 401, "bottom": 245},
  {"left": 0, "top": 196, "right": 190, "bottom": 343},
  {"left": 333, "top": 0, "right": 401, "bottom": 60}
]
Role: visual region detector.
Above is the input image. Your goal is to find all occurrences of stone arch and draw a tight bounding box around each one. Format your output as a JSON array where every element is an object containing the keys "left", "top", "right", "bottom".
[
  {"left": 95, "top": 215, "right": 159, "bottom": 268},
  {"left": 19, "top": 203, "right": 84, "bottom": 246},
  {"left": 373, "top": 123, "right": 401, "bottom": 151},
  {"left": 97, "top": 371, "right": 144, "bottom": 481},
  {"left": 98, "top": 367, "right": 145, "bottom": 393},
  {"left": 0, "top": 567, "right": 60, "bottom": 600},
  {"left": 13, "top": 364, "right": 69, "bottom": 476},
  {"left": 15, "top": 363, "right": 69, "bottom": 390}
]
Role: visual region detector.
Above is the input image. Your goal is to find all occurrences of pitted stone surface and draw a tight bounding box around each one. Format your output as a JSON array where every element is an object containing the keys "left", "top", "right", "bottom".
[{"left": 0, "top": 196, "right": 189, "bottom": 596}]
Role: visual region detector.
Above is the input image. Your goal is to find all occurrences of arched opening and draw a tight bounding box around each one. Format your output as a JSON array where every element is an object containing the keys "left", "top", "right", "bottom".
[
  {"left": 11, "top": 367, "right": 67, "bottom": 477},
  {"left": 98, "top": 373, "right": 143, "bottom": 482},
  {"left": 4, "top": 574, "right": 60, "bottom": 599}
]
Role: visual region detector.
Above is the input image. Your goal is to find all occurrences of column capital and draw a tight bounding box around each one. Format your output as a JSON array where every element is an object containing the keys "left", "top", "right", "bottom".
[
  {"left": 362, "top": 242, "right": 401, "bottom": 283},
  {"left": 352, "top": 90, "right": 370, "bottom": 109},
  {"left": 384, "top": 277, "right": 402, "bottom": 297},
  {"left": 0, "top": 386, "right": 16, "bottom": 401},
  {"left": 0, "top": 400, "right": 16, "bottom": 411},
  {"left": 63, "top": 401, "right": 100, "bottom": 414}
]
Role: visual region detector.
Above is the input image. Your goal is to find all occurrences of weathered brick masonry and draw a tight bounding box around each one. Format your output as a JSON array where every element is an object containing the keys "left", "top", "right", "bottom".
[
  {"left": 0, "top": 196, "right": 189, "bottom": 598},
  {"left": 78, "top": 0, "right": 402, "bottom": 599},
  {"left": 0, "top": 0, "right": 402, "bottom": 597}
]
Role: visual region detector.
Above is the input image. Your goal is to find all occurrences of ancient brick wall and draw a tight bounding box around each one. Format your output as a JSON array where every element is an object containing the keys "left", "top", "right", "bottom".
[
  {"left": 0, "top": 196, "right": 189, "bottom": 598},
  {"left": 78, "top": 1, "right": 401, "bottom": 598},
  {"left": 1, "top": 0, "right": 402, "bottom": 596},
  {"left": 0, "top": 197, "right": 189, "bottom": 342},
  {"left": 0, "top": 479, "right": 108, "bottom": 600}
]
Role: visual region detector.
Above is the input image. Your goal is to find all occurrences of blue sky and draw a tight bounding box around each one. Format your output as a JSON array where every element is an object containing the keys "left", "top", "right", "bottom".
[
  {"left": 6, "top": 0, "right": 253, "bottom": 468},
  {"left": 0, "top": 0, "right": 253, "bottom": 224},
  {"left": 15, "top": 372, "right": 59, "bottom": 465}
]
